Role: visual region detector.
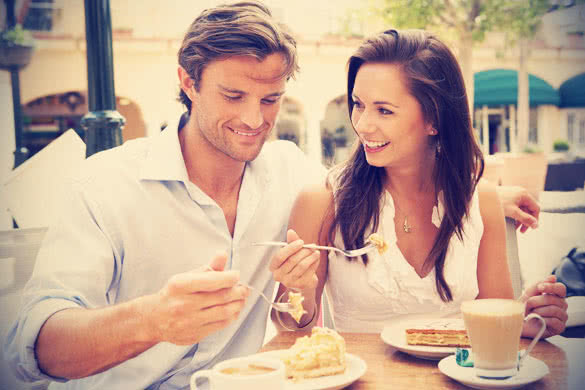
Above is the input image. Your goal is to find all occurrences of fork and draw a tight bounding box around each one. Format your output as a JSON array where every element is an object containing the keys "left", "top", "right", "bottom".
[
  {"left": 251, "top": 241, "right": 377, "bottom": 258},
  {"left": 238, "top": 283, "right": 296, "bottom": 313}
]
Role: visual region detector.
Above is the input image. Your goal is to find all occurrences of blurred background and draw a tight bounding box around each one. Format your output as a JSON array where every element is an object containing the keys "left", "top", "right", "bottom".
[{"left": 1, "top": 0, "right": 584, "bottom": 229}]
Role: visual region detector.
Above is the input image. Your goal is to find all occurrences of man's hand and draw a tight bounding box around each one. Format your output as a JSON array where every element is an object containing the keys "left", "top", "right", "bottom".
[
  {"left": 145, "top": 253, "right": 249, "bottom": 345},
  {"left": 269, "top": 229, "right": 320, "bottom": 292},
  {"left": 496, "top": 185, "right": 540, "bottom": 233},
  {"left": 520, "top": 275, "right": 568, "bottom": 338}
]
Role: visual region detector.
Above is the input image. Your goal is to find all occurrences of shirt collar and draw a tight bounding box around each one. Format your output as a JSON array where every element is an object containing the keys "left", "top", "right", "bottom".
[{"left": 139, "top": 116, "right": 189, "bottom": 182}]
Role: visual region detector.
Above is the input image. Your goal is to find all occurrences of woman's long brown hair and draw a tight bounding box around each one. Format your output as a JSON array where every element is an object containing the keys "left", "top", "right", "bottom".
[{"left": 328, "top": 30, "right": 484, "bottom": 301}]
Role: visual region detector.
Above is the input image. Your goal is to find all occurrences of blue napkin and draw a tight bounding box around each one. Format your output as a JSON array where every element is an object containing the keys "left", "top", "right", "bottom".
[{"left": 456, "top": 348, "right": 524, "bottom": 368}]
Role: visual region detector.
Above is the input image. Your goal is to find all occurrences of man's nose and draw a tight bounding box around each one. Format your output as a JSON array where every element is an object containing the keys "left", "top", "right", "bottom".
[{"left": 240, "top": 102, "right": 264, "bottom": 129}]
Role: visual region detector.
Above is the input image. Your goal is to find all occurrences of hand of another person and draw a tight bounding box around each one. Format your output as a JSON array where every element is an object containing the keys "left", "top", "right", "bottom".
[
  {"left": 520, "top": 275, "right": 568, "bottom": 338},
  {"left": 269, "top": 229, "right": 320, "bottom": 292},
  {"left": 496, "top": 185, "right": 540, "bottom": 233},
  {"left": 145, "top": 253, "right": 249, "bottom": 345}
]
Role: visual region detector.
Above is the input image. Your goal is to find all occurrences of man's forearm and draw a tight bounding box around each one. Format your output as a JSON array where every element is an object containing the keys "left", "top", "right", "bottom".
[{"left": 35, "top": 294, "right": 159, "bottom": 379}]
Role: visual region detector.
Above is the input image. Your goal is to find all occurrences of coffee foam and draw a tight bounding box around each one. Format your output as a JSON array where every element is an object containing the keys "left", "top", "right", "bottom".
[{"left": 461, "top": 299, "right": 525, "bottom": 316}]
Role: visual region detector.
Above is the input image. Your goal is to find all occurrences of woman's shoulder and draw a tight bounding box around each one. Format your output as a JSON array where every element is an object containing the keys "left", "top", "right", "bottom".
[{"left": 293, "top": 182, "right": 334, "bottom": 213}]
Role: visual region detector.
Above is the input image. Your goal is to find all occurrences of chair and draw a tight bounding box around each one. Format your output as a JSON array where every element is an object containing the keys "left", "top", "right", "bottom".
[
  {"left": 321, "top": 218, "right": 522, "bottom": 329},
  {"left": 0, "top": 227, "right": 49, "bottom": 390}
]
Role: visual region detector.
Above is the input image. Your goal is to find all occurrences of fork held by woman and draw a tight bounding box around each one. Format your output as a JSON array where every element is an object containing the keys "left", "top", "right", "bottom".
[{"left": 252, "top": 241, "right": 377, "bottom": 258}]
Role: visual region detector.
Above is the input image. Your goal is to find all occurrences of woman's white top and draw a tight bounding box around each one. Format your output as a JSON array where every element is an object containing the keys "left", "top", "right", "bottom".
[{"left": 324, "top": 188, "right": 484, "bottom": 333}]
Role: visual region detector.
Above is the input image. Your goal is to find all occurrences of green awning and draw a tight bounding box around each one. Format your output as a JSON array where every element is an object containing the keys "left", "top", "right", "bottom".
[
  {"left": 474, "top": 69, "right": 560, "bottom": 107},
  {"left": 559, "top": 73, "right": 585, "bottom": 108}
]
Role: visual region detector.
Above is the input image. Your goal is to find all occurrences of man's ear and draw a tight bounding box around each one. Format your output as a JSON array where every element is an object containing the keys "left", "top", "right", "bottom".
[{"left": 178, "top": 66, "right": 195, "bottom": 99}]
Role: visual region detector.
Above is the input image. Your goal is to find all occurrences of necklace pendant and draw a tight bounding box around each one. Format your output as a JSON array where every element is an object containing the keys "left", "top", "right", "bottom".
[{"left": 403, "top": 216, "right": 412, "bottom": 233}]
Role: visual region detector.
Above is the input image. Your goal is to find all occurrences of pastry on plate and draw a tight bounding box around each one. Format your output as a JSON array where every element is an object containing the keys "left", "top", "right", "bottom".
[
  {"left": 280, "top": 327, "right": 346, "bottom": 381},
  {"left": 405, "top": 318, "right": 470, "bottom": 347}
]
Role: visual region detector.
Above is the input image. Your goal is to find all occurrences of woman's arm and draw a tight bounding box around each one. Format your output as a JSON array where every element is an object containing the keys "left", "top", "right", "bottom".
[
  {"left": 476, "top": 180, "right": 515, "bottom": 299},
  {"left": 271, "top": 184, "right": 334, "bottom": 331}
]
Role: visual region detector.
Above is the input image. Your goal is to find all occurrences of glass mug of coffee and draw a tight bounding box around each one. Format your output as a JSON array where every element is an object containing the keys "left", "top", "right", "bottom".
[
  {"left": 190, "top": 356, "right": 285, "bottom": 390},
  {"left": 461, "top": 299, "right": 546, "bottom": 379}
]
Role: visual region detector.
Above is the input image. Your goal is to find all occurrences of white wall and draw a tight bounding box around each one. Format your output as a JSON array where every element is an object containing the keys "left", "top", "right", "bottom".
[{"left": 0, "top": 71, "right": 16, "bottom": 230}]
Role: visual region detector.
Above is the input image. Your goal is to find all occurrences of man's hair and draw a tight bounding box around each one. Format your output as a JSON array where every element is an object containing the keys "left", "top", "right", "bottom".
[{"left": 177, "top": 1, "right": 299, "bottom": 111}]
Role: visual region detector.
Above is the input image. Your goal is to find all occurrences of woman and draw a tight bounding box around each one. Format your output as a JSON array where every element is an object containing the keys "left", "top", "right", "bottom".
[{"left": 271, "top": 29, "right": 567, "bottom": 338}]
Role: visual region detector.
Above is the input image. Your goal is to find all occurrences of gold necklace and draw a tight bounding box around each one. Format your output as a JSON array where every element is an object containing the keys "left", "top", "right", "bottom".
[{"left": 392, "top": 198, "right": 412, "bottom": 233}]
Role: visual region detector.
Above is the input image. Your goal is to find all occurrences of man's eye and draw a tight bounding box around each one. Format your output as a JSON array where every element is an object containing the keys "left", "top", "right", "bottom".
[
  {"left": 224, "top": 95, "right": 241, "bottom": 101},
  {"left": 262, "top": 99, "right": 278, "bottom": 105}
]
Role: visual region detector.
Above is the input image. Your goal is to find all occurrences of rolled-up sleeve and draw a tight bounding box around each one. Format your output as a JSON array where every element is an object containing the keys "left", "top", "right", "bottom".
[{"left": 3, "top": 173, "right": 120, "bottom": 383}]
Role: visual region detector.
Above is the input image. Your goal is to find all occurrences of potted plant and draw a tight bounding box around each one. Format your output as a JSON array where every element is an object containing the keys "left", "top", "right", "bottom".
[
  {"left": 0, "top": 24, "right": 35, "bottom": 70},
  {"left": 553, "top": 139, "right": 570, "bottom": 152}
]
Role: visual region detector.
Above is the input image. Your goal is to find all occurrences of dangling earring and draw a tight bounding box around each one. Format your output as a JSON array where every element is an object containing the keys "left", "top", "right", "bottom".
[{"left": 436, "top": 141, "right": 441, "bottom": 157}]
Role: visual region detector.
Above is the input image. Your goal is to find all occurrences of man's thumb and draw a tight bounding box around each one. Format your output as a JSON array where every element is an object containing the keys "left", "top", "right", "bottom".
[{"left": 208, "top": 252, "right": 228, "bottom": 271}]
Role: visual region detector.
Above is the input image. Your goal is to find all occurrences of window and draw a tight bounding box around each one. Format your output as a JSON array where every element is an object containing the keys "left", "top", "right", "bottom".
[
  {"left": 568, "top": 113, "right": 575, "bottom": 143},
  {"left": 579, "top": 118, "right": 585, "bottom": 145}
]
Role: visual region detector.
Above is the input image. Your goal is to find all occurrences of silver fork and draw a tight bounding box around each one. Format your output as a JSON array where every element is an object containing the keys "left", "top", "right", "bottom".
[
  {"left": 251, "top": 241, "right": 377, "bottom": 258},
  {"left": 238, "top": 283, "right": 296, "bottom": 313}
]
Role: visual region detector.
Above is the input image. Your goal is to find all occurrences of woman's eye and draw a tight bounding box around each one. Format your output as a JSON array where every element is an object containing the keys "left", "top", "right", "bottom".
[
  {"left": 379, "top": 108, "right": 393, "bottom": 115},
  {"left": 353, "top": 101, "right": 364, "bottom": 110},
  {"left": 262, "top": 99, "right": 278, "bottom": 105},
  {"left": 224, "top": 95, "right": 241, "bottom": 101}
]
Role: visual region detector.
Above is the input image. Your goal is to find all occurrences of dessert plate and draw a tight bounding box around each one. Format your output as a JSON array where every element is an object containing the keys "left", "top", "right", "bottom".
[
  {"left": 381, "top": 319, "right": 458, "bottom": 360},
  {"left": 438, "top": 354, "right": 549, "bottom": 389},
  {"left": 250, "top": 351, "right": 367, "bottom": 390}
]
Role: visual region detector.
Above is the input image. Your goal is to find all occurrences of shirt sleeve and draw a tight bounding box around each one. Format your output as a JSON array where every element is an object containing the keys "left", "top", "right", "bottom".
[{"left": 3, "top": 174, "right": 120, "bottom": 383}]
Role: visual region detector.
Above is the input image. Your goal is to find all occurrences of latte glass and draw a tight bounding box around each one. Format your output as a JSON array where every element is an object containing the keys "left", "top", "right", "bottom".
[
  {"left": 190, "top": 356, "right": 285, "bottom": 390},
  {"left": 461, "top": 299, "right": 546, "bottom": 379}
]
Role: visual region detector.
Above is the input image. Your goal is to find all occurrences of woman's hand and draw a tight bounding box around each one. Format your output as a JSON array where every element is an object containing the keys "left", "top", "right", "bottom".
[
  {"left": 520, "top": 275, "right": 568, "bottom": 338},
  {"left": 269, "top": 229, "right": 320, "bottom": 292}
]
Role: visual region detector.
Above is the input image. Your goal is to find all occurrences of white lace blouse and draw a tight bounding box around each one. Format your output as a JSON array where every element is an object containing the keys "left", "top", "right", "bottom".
[{"left": 324, "top": 189, "right": 484, "bottom": 333}]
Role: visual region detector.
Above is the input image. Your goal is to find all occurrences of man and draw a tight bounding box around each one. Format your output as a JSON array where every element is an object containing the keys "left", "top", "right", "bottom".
[{"left": 4, "top": 2, "right": 547, "bottom": 389}]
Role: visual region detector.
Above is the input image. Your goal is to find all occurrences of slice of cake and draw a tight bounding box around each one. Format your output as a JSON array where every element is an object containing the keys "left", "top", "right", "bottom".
[
  {"left": 367, "top": 233, "right": 388, "bottom": 254},
  {"left": 287, "top": 291, "right": 306, "bottom": 324},
  {"left": 405, "top": 318, "right": 470, "bottom": 347},
  {"left": 280, "top": 327, "right": 346, "bottom": 381}
]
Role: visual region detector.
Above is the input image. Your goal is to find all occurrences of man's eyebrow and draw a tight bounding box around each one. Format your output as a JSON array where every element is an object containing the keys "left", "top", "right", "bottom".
[
  {"left": 351, "top": 93, "right": 399, "bottom": 109},
  {"left": 219, "top": 85, "right": 245, "bottom": 94},
  {"left": 219, "top": 85, "right": 285, "bottom": 98}
]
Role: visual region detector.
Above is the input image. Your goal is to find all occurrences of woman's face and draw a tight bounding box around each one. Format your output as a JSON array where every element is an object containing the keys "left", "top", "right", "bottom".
[{"left": 351, "top": 62, "right": 435, "bottom": 169}]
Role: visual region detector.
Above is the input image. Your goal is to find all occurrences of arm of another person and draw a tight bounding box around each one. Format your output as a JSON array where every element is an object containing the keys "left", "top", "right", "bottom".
[
  {"left": 476, "top": 182, "right": 567, "bottom": 337},
  {"left": 476, "top": 180, "right": 515, "bottom": 299},
  {"left": 494, "top": 184, "right": 540, "bottom": 233},
  {"left": 35, "top": 254, "right": 248, "bottom": 379},
  {"left": 271, "top": 184, "right": 334, "bottom": 331}
]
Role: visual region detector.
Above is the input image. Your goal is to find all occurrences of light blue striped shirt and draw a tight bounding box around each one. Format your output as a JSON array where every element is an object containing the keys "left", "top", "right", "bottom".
[{"left": 3, "top": 117, "right": 325, "bottom": 389}]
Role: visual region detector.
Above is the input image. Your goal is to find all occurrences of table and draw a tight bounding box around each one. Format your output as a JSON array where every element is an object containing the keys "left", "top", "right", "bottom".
[{"left": 260, "top": 332, "right": 585, "bottom": 389}]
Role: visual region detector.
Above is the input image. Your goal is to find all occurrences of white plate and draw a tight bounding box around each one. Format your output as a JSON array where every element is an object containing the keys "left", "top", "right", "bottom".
[
  {"left": 380, "top": 319, "right": 458, "bottom": 360},
  {"left": 438, "top": 354, "right": 549, "bottom": 390},
  {"left": 250, "top": 351, "right": 367, "bottom": 390}
]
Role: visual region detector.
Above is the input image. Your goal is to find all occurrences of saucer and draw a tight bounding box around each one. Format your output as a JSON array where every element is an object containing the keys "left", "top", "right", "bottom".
[{"left": 438, "top": 355, "right": 549, "bottom": 389}]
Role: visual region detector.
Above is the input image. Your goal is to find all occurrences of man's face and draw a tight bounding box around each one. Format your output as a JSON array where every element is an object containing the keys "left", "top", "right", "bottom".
[{"left": 189, "top": 53, "right": 287, "bottom": 162}]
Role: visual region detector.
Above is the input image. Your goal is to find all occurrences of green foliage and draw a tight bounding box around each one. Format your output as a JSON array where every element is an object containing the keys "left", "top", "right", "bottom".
[
  {"left": 523, "top": 144, "right": 542, "bottom": 153},
  {"left": 378, "top": 0, "right": 551, "bottom": 43},
  {"left": 0, "top": 24, "right": 34, "bottom": 47},
  {"left": 553, "top": 139, "right": 570, "bottom": 152}
]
